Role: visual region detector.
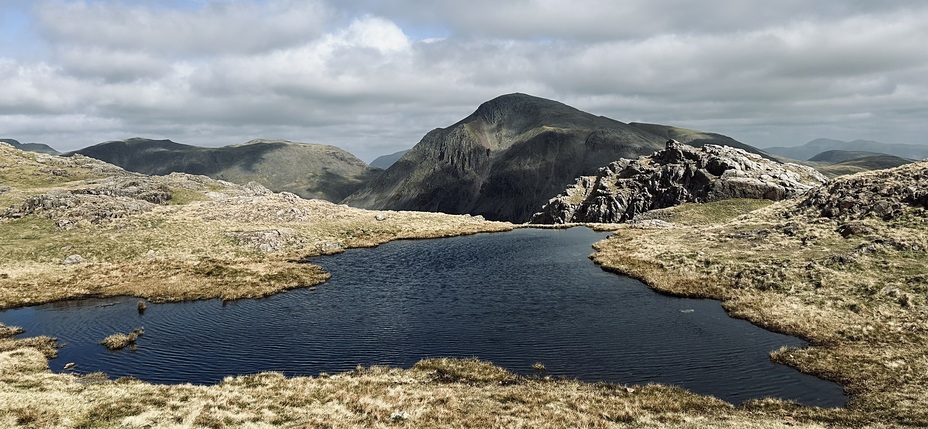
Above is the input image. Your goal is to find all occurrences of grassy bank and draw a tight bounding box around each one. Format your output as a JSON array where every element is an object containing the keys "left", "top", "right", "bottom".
[
  {"left": 592, "top": 167, "right": 928, "bottom": 427},
  {"left": 0, "top": 144, "right": 512, "bottom": 308},
  {"left": 2, "top": 143, "right": 924, "bottom": 428},
  {"left": 0, "top": 328, "right": 888, "bottom": 429}
]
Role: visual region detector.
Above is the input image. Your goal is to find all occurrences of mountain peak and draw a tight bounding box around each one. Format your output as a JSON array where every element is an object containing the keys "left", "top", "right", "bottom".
[
  {"left": 459, "top": 93, "right": 619, "bottom": 140},
  {"left": 345, "top": 94, "right": 673, "bottom": 222}
]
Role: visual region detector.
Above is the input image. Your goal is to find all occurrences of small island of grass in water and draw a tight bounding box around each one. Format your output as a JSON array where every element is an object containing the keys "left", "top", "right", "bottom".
[{"left": 100, "top": 328, "right": 144, "bottom": 351}]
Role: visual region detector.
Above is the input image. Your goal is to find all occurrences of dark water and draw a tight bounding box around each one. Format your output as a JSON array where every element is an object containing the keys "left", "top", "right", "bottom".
[{"left": 0, "top": 227, "right": 845, "bottom": 406}]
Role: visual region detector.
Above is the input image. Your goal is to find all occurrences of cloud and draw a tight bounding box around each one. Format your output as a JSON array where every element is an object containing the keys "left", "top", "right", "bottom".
[
  {"left": 35, "top": 0, "right": 332, "bottom": 56},
  {"left": 2, "top": 0, "right": 927, "bottom": 160}
]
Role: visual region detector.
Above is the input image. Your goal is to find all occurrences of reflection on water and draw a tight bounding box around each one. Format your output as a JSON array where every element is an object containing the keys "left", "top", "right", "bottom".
[{"left": 0, "top": 227, "right": 846, "bottom": 406}]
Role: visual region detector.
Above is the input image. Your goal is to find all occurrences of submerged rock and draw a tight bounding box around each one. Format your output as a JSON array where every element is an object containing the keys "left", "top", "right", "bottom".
[{"left": 531, "top": 140, "right": 827, "bottom": 224}]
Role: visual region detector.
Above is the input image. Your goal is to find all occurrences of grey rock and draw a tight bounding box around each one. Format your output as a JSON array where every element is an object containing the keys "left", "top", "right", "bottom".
[
  {"left": 375, "top": 214, "right": 387, "bottom": 221},
  {"left": 230, "top": 228, "right": 296, "bottom": 253},
  {"left": 799, "top": 161, "right": 928, "bottom": 220},
  {"left": 630, "top": 219, "right": 674, "bottom": 228},
  {"left": 531, "top": 141, "right": 827, "bottom": 224},
  {"left": 836, "top": 222, "right": 875, "bottom": 238},
  {"left": 63, "top": 254, "right": 85, "bottom": 265}
]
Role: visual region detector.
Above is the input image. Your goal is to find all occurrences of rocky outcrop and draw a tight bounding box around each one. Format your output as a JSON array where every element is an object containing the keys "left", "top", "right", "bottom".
[
  {"left": 799, "top": 160, "right": 928, "bottom": 220},
  {"left": 531, "top": 140, "right": 827, "bottom": 224},
  {"left": 0, "top": 146, "right": 276, "bottom": 229}
]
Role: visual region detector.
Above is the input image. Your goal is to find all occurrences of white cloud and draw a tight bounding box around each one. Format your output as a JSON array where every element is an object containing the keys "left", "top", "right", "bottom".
[{"left": 1, "top": 0, "right": 927, "bottom": 160}]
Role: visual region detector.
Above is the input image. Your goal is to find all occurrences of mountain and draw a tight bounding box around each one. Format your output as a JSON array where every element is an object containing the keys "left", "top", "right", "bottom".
[
  {"left": 342, "top": 93, "right": 767, "bottom": 223},
  {"left": 69, "top": 138, "right": 380, "bottom": 202},
  {"left": 370, "top": 149, "right": 411, "bottom": 169},
  {"left": 808, "top": 150, "right": 897, "bottom": 163},
  {"left": 765, "top": 138, "right": 928, "bottom": 161},
  {"left": 343, "top": 93, "right": 666, "bottom": 222},
  {"left": 531, "top": 141, "right": 827, "bottom": 224},
  {"left": 805, "top": 150, "right": 914, "bottom": 178},
  {"left": 0, "top": 138, "right": 59, "bottom": 155}
]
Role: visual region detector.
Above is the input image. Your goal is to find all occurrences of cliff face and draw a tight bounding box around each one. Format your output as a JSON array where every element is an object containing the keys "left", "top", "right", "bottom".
[
  {"left": 531, "top": 140, "right": 827, "bottom": 224},
  {"left": 343, "top": 93, "right": 679, "bottom": 222}
]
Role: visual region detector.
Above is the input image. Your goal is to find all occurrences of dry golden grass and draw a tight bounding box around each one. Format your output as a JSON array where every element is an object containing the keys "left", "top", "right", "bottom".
[
  {"left": 100, "top": 328, "right": 144, "bottom": 351},
  {"left": 592, "top": 176, "right": 928, "bottom": 427},
  {"left": 0, "top": 144, "right": 513, "bottom": 309},
  {"left": 2, "top": 143, "right": 924, "bottom": 428},
  {"left": 0, "top": 330, "right": 895, "bottom": 429}
]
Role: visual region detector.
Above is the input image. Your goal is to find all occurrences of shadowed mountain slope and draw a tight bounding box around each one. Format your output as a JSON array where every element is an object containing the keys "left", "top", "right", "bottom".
[
  {"left": 69, "top": 138, "right": 380, "bottom": 202},
  {"left": 808, "top": 150, "right": 896, "bottom": 163},
  {"left": 806, "top": 150, "right": 914, "bottom": 178},
  {"left": 370, "top": 149, "right": 411, "bottom": 169},
  {"left": 343, "top": 93, "right": 766, "bottom": 223},
  {"left": 0, "top": 138, "right": 59, "bottom": 155}
]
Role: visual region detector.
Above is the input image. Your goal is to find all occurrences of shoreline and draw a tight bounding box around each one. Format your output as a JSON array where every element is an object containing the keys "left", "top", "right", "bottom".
[
  {"left": 2, "top": 219, "right": 871, "bottom": 428},
  {"left": 3, "top": 145, "right": 924, "bottom": 427}
]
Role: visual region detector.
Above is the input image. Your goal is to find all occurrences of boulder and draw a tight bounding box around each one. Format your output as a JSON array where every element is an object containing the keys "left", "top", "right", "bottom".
[{"left": 63, "top": 254, "right": 85, "bottom": 265}]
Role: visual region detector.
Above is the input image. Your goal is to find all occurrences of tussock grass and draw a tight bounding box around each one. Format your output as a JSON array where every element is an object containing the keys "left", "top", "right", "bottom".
[
  {"left": 0, "top": 145, "right": 513, "bottom": 309},
  {"left": 637, "top": 198, "right": 775, "bottom": 226},
  {"left": 101, "top": 328, "right": 144, "bottom": 351},
  {"left": 2, "top": 328, "right": 881, "bottom": 429},
  {"left": 4, "top": 144, "right": 920, "bottom": 427},
  {"left": 592, "top": 165, "right": 928, "bottom": 426}
]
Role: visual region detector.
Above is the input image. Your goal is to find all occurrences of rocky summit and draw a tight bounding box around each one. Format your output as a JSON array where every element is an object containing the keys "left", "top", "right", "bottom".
[
  {"left": 531, "top": 140, "right": 827, "bottom": 224},
  {"left": 343, "top": 93, "right": 768, "bottom": 223}
]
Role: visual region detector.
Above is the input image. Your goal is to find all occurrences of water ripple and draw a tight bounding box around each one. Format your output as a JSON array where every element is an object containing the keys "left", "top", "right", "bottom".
[{"left": 0, "top": 228, "right": 845, "bottom": 406}]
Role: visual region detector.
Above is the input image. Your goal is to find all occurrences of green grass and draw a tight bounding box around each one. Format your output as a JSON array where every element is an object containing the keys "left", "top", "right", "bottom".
[
  {"left": 640, "top": 198, "right": 775, "bottom": 226},
  {"left": 165, "top": 187, "right": 210, "bottom": 205}
]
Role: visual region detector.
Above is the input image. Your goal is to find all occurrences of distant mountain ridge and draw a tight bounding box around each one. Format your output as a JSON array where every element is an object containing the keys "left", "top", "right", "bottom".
[
  {"left": 343, "top": 93, "right": 769, "bottom": 222},
  {"left": 0, "top": 138, "right": 59, "bottom": 155},
  {"left": 370, "top": 149, "right": 411, "bottom": 169},
  {"left": 808, "top": 150, "right": 898, "bottom": 163},
  {"left": 805, "top": 150, "right": 915, "bottom": 178},
  {"left": 627, "top": 123, "right": 780, "bottom": 161},
  {"left": 765, "top": 138, "right": 928, "bottom": 161},
  {"left": 69, "top": 138, "right": 380, "bottom": 202}
]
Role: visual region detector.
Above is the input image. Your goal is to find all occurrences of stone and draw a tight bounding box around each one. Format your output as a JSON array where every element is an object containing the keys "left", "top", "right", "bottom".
[
  {"left": 531, "top": 141, "right": 827, "bottom": 224},
  {"left": 836, "top": 222, "right": 874, "bottom": 238},
  {"left": 799, "top": 161, "right": 928, "bottom": 221},
  {"left": 63, "top": 254, "right": 85, "bottom": 265}
]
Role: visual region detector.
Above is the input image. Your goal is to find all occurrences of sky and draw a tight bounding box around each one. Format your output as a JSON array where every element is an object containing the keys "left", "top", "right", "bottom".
[{"left": 1, "top": 0, "right": 927, "bottom": 162}]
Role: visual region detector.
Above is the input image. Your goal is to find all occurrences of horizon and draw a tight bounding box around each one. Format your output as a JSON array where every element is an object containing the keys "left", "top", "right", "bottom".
[
  {"left": 2, "top": 1, "right": 927, "bottom": 161},
  {"left": 6, "top": 112, "right": 928, "bottom": 164}
]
